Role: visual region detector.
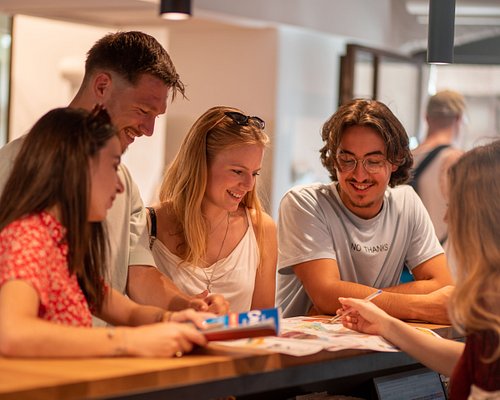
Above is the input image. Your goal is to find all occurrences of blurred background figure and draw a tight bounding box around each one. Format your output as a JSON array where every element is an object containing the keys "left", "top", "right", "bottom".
[{"left": 411, "top": 90, "right": 466, "bottom": 244}]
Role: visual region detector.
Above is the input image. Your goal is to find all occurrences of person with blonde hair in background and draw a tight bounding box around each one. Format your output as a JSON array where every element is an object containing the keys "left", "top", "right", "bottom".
[
  {"left": 148, "top": 106, "right": 277, "bottom": 313},
  {"left": 0, "top": 107, "right": 211, "bottom": 358},
  {"left": 339, "top": 140, "right": 500, "bottom": 399},
  {"left": 411, "top": 90, "right": 466, "bottom": 244}
]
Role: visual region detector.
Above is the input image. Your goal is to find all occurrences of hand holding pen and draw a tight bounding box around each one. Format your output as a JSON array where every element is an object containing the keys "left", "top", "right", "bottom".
[{"left": 327, "top": 289, "right": 383, "bottom": 324}]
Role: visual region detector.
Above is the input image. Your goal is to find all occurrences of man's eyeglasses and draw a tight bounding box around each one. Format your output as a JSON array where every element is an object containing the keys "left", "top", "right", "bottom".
[
  {"left": 336, "top": 154, "right": 388, "bottom": 173},
  {"left": 224, "top": 111, "right": 265, "bottom": 130}
]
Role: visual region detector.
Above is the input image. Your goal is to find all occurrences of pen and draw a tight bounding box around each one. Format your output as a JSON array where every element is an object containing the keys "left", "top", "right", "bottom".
[{"left": 327, "top": 289, "right": 383, "bottom": 324}]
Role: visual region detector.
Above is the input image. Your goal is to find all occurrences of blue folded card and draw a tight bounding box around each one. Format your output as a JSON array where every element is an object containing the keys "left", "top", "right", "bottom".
[{"left": 202, "top": 307, "right": 281, "bottom": 341}]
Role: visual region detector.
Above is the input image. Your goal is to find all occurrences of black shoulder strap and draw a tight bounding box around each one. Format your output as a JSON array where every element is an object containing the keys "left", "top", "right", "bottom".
[
  {"left": 146, "top": 206, "right": 157, "bottom": 250},
  {"left": 410, "top": 144, "right": 450, "bottom": 192}
]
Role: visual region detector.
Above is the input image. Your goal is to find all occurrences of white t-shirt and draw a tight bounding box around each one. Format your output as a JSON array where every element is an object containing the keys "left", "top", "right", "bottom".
[{"left": 276, "top": 182, "right": 443, "bottom": 317}]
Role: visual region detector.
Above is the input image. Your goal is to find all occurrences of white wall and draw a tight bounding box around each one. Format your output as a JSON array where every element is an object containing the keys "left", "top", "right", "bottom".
[
  {"left": 163, "top": 24, "right": 278, "bottom": 211},
  {"left": 10, "top": 16, "right": 108, "bottom": 139},
  {"left": 431, "top": 64, "right": 500, "bottom": 149},
  {"left": 272, "top": 26, "right": 345, "bottom": 216},
  {"left": 195, "top": 0, "right": 410, "bottom": 51}
]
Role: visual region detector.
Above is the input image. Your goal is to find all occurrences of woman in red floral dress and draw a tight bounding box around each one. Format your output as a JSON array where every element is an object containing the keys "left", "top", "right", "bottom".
[{"left": 0, "top": 107, "right": 211, "bottom": 358}]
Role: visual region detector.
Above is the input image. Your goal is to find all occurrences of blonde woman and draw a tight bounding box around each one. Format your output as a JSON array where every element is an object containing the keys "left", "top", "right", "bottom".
[
  {"left": 148, "top": 106, "right": 277, "bottom": 313},
  {"left": 338, "top": 141, "right": 500, "bottom": 399}
]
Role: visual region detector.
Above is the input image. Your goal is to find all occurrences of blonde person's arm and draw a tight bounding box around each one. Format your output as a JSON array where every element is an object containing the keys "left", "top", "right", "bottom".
[
  {"left": 339, "top": 297, "right": 464, "bottom": 376},
  {"left": 251, "top": 212, "right": 277, "bottom": 309},
  {"left": 127, "top": 265, "right": 228, "bottom": 314},
  {"left": 97, "top": 287, "right": 215, "bottom": 328},
  {"left": 0, "top": 280, "right": 208, "bottom": 358},
  {"left": 294, "top": 259, "right": 453, "bottom": 323}
]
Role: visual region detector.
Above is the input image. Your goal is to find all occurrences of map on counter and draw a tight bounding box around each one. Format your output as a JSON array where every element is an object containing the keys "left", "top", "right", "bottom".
[{"left": 214, "top": 316, "right": 441, "bottom": 357}]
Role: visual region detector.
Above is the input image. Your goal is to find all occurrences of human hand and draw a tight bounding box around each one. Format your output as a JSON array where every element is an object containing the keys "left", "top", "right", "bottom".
[
  {"left": 186, "top": 292, "right": 210, "bottom": 312},
  {"left": 414, "top": 285, "right": 454, "bottom": 324},
  {"left": 188, "top": 290, "right": 229, "bottom": 315},
  {"left": 168, "top": 308, "right": 215, "bottom": 329},
  {"left": 338, "top": 297, "right": 394, "bottom": 336},
  {"left": 129, "top": 321, "right": 207, "bottom": 358},
  {"left": 203, "top": 293, "right": 230, "bottom": 315}
]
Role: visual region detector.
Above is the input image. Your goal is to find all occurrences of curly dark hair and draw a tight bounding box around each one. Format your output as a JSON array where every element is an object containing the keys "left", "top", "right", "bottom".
[
  {"left": 319, "top": 99, "right": 413, "bottom": 187},
  {"left": 85, "top": 31, "right": 185, "bottom": 99}
]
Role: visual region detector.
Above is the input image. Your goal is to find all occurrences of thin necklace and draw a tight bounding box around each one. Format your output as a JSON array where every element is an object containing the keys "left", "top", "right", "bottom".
[
  {"left": 209, "top": 211, "right": 227, "bottom": 233},
  {"left": 202, "top": 211, "right": 230, "bottom": 293}
]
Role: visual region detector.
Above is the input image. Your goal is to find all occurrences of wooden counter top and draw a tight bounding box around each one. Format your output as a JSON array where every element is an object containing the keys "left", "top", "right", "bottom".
[{"left": 0, "top": 323, "right": 460, "bottom": 400}]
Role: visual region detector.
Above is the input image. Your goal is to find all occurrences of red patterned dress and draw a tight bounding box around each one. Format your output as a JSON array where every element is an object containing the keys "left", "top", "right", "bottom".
[{"left": 0, "top": 212, "right": 92, "bottom": 327}]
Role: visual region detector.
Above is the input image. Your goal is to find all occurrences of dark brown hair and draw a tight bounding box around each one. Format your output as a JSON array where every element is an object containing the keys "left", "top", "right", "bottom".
[
  {"left": 0, "top": 107, "right": 117, "bottom": 311},
  {"left": 319, "top": 99, "right": 413, "bottom": 187},
  {"left": 85, "top": 31, "right": 185, "bottom": 100}
]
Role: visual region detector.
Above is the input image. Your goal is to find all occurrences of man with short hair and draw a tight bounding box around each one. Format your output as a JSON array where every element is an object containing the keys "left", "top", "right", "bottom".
[
  {"left": 0, "top": 31, "right": 228, "bottom": 316},
  {"left": 411, "top": 90, "right": 466, "bottom": 244},
  {"left": 276, "top": 99, "right": 453, "bottom": 323}
]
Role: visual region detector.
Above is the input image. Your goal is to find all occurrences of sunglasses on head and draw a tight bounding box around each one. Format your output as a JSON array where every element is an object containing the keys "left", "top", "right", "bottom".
[{"left": 224, "top": 111, "right": 265, "bottom": 130}]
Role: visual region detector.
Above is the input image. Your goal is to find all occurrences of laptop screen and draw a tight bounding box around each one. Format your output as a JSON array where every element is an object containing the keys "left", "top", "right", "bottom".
[{"left": 374, "top": 367, "right": 447, "bottom": 400}]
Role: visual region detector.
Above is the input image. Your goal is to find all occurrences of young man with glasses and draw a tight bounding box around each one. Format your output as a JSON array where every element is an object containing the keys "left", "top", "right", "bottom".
[{"left": 276, "top": 99, "right": 453, "bottom": 323}]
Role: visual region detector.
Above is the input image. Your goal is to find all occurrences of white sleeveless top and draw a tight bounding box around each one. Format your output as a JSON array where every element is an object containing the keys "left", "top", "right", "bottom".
[{"left": 151, "top": 208, "right": 259, "bottom": 313}]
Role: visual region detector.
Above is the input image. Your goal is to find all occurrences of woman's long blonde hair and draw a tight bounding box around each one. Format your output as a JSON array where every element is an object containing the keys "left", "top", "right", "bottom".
[
  {"left": 159, "top": 106, "right": 269, "bottom": 268},
  {"left": 448, "top": 140, "right": 500, "bottom": 362}
]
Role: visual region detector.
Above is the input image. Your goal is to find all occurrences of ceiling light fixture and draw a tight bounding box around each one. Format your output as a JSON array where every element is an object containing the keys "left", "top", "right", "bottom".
[
  {"left": 427, "top": 0, "right": 456, "bottom": 64},
  {"left": 160, "top": 0, "right": 191, "bottom": 20}
]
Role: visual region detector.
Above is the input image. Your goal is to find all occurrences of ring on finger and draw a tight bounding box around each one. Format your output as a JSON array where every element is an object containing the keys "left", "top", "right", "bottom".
[{"left": 175, "top": 350, "right": 183, "bottom": 358}]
